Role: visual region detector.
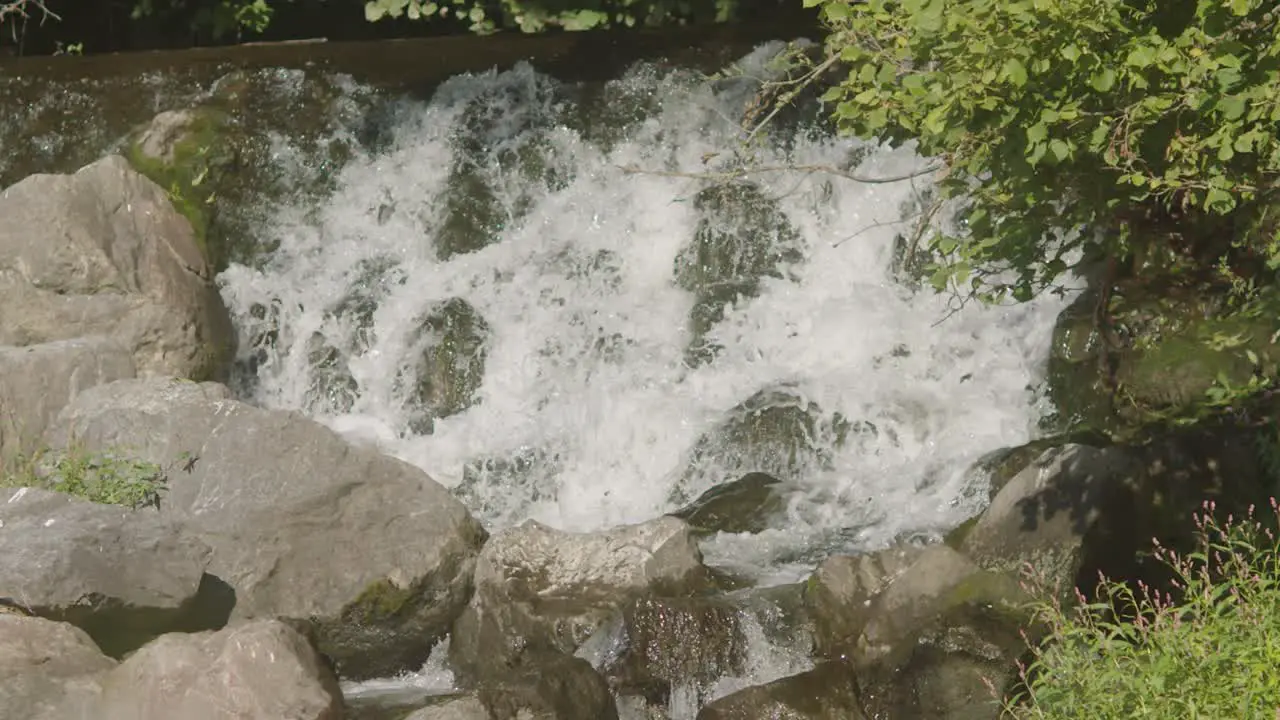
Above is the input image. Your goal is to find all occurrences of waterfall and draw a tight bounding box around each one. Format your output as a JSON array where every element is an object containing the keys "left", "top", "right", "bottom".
[{"left": 218, "top": 41, "right": 1068, "bottom": 591}]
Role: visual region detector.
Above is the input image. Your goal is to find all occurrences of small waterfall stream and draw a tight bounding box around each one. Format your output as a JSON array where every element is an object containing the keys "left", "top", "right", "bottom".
[{"left": 210, "top": 41, "right": 1071, "bottom": 710}]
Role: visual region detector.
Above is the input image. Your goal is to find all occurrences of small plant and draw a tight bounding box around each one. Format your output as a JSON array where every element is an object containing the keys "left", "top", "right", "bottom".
[
  {"left": 2, "top": 444, "right": 172, "bottom": 510},
  {"left": 1006, "top": 500, "right": 1280, "bottom": 718}
]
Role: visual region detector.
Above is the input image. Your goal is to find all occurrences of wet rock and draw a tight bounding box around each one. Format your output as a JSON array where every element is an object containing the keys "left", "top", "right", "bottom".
[
  {"left": 0, "top": 614, "right": 116, "bottom": 720},
  {"left": 47, "top": 377, "right": 488, "bottom": 680},
  {"left": 0, "top": 337, "right": 136, "bottom": 467},
  {"left": 330, "top": 254, "right": 405, "bottom": 353},
  {"left": 0, "top": 487, "right": 227, "bottom": 657},
  {"left": 803, "top": 545, "right": 1034, "bottom": 719},
  {"left": 404, "top": 652, "right": 617, "bottom": 720},
  {"left": 673, "top": 182, "right": 804, "bottom": 366},
  {"left": 94, "top": 619, "right": 344, "bottom": 720},
  {"left": 304, "top": 332, "right": 360, "bottom": 415},
  {"left": 669, "top": 472, "right": 790, "bottom": 536},
  {"left": 676, "top": 385, "right": 848, "bottom": 504},
  {"left": 450, "top": 516, "right": 708, "bottom": 684},
  {"left": 696, "top": 661, "right": 865, "bottom": 720},
  {"left": 400, "top": 297, "right": 491, "bottom": 435},
  {"left": 0, "top": 155, "right": 237, "bottom": 381}
]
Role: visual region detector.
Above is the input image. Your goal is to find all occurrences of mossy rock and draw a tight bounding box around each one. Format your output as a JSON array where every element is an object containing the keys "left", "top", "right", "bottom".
[
  {"left": 396, "top": 297, "right": 491, "bottom": 435},
  {"left": 125, "top": 108, "right": 240, "bottom": 272},
  {"left": 674, "top": 182, "right": 805, "bottom": 366}
]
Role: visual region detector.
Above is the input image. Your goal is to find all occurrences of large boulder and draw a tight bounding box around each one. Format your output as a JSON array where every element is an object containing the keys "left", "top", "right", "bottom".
[
  {"left": 0, "top": 337, "right": 136, "bottom": 466},
  {"left": 0, "top": 487, "right": 225, "bottom": 657},
  {"left": 0, "top": 155, "right": 236, "bottom": 380},
  {"left": 46, "top": 377, "right": 488, "bottom": 680},
  {"left": 803, "top": 545, "right": 1035, "bottom": 719},
  {"left": 0, "top": 614, "right": 115, "bottom": 720},
  {"left": 450, "top": 516, "right": 708, "bottom": 684},
  {"left": 92, "top": 620, "right": 344, "bottom": 720}
]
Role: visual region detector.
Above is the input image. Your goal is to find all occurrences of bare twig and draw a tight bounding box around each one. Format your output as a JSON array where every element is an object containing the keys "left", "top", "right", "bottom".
[
  {"left": 617, "top": 161, "right": 944, "bottom": 186},
  {"left": 0, "top": 0, "right": 59, "bottom": 24}
]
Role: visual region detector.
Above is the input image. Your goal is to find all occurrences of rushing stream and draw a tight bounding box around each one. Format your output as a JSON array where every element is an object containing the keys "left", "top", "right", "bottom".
[{"left": 209, "top": 41, "right": 1072, "bottom": 708}]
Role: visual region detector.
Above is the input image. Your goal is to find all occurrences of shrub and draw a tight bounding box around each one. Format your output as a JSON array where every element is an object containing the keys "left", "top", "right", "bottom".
[
  {"left": 1008, "top": 499, "right": 1280, "bottom": 718},
  {"left": 808, "top": 0, "right": 1280, "bottom": 302}
]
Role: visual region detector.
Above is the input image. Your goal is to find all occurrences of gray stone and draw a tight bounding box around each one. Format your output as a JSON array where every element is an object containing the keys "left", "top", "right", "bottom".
[
  {"left": 0, "top": 337, "right": 136, "bottom": 466},
  {"left": 0, "top": 155, "right": 236, "bottom": 380},
  {"left": 94, "top": 619, "right": 343, "bottom": 720},
  {"left": 404, "top": 696, "right": 489, "bottom": 720},
  {"left": 0, "top": 487, "right": 221, "bottom": 657},
  {"left": 0, "top": 614, "right": 116, "bottom": 720},
  {"left": 450, "top": 516, "right": 707, "bottom": 684},
  {"left": 47, "top": 377, "right": 488, "bottom": 680}
]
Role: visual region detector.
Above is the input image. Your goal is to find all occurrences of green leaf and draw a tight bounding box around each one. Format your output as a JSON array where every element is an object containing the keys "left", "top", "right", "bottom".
[
  {"left": 1049, "top": 139, "right": 1071, "bottom": 162},
  {"left": 1090, "top": 68, "right": 1117, "bottom": 92},
  {"left": 1027, "top": 123, "right": 1048, "bottom": 145},
  {"left": 1061, "top": 44, "right": 1081, "bottom": 62},
  {"left": 1219, "top": 95, "right": 1246, "bottom": 120},
  {"left": 1126, "top": 45, "right": 1157, "bottom": 68},
  {"left": 1002, "top": 58, "right": 1028, "bottom": 87},
  {"left": 1205, "top": 187, "right": 1235, "bottom": 212}
]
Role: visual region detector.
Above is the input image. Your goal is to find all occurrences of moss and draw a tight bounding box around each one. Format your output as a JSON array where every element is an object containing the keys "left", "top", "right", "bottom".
[
  {"left": 943, "top": 516, "right": 979, "bottom": 551},
  {"left": 124, "top": 109, "right": 237, "bottom": 273},
  {"left": 343, "top": 578, "right": 418, "bottom": 625}
]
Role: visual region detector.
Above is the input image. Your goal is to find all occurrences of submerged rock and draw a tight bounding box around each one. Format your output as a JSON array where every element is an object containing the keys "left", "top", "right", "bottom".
[
  {"left": 46, "top": 377, "right": 488, "bottom": 680},
  {"left": 674, "top": 181, "right": 804, "bottom": 366},
  {"left": 304, "top": 332, "right": 360, "bottom": 415},
  {"left": 400, "top": 297, "right": 491, "bottom": 435},
  {"left": 450, "top": 516, "right": 708, "bottom": 685},
  {"left": 0, "top": 155, "right": 237, "bottom": 381},
  {"left": 676, "top": 385, "right": 848, "bottom": 505},
  {"left": 0, "top": 488, "right": 226, "bottom": 658}
]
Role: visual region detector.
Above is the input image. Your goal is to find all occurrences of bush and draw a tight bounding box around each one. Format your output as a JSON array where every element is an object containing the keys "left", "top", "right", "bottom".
[
  {"left": 809, "top": 0, "right": 1280, "bottom": 302},
  {"left": 1008, "top": 499, "right": 1280, "bottom": 718}
]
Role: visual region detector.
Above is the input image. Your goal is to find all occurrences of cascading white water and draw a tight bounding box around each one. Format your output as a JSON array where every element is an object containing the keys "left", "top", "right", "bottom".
[
  {"left": 218, "top": 40, "right": 1071, "bottom": 706},
  {"left": 221, "top": 41, "right": 1068, "bottom": 573}
]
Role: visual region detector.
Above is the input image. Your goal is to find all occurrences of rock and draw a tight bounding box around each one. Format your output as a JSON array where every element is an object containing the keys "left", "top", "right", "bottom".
[
  {"left": 675, "top": 385, "right": 849, "bottom": 505},
  {"left": 304, "top": 332, "right": 360, "bottom": 415},
  {"left": 669, "top": 472, "right": 790, "bottom": 536},
  {"left": 673, "top": 182, "right": 804, "bottom": 365},
  {"left": 589, "top": 584, "right": 813, "bottom": 707},
  {"left": 398, "top": 297, "right": 491, "bottom": 435},
  {"left": 94, "top": 619, "right": 344, "bottom": 720},
  {"left": 0, "top": 155, "right": 236, "bottom": 380},
  {"left": 404, "top": 696, "right": 490, "bottom": 720},
  {"left": 803, "top": 545, "right": 1034, "bottom": 720},
  {"left": 958, "top": 444, "right": 1142, "bottom": 598},
  {"left": 0, "top": 614, "right": 116, "bottom": 720},
  {"left": 0, "top": 337, "right": 136, "bottom": 466},
  {"left": 404, "top": 653, "right": 617, "bottom": 720},
  {"left": 47, "top": 377, "right": 488, "bottom": 680},
  {"left": 696, "top": 661, "right": 865, "bottom": 720},
  {"left": 0, "top": 487, "right": 227, "bottom": 657},
  {"left": 450, "top": 516, "right": 708, "bottom": 684},
  {"left": 960, "top": 434, "right": 1267, "bottom": 603}
]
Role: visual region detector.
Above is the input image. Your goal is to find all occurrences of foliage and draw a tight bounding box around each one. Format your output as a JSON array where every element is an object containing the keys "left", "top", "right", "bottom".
[
  {"left": 1008, "top": 500, "right": 1280, "bottom": 718},
  {"left": 130, "top": 0, "right": 276, "bottom": 40},
  {"left": 364, "top": 0, "right": 736, "bottom": 34},
  {"left": 809, "top": 0, "right": 1280, "bottom": 304},
  {"left": 1, "top": 445, "right": 178, "bottom": 510}
]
